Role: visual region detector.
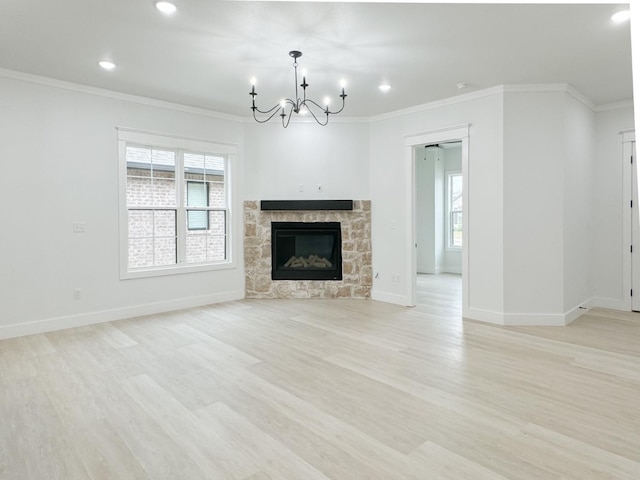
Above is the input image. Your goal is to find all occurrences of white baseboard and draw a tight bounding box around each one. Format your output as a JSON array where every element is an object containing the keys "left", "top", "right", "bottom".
[
  {"left": 464, "top": 298, "right": 594, "bottom": 326},
  {"left": 440, "top": 266, "right": 462, "bottom": 274},
  {"left": 563, "top": 298, "right": 594, "bottom": 325},
  {"left": 463, "top": 307, "right": 505, "bottom": 325},
  {"left": 0, "top": 290, "right": 244, "bottom": 340},
  {"left": 371, "top": 290, "right": 412, "bottom": 306},
  {"left": 592, "top": 297, "right": 629, "bottom": 311}
]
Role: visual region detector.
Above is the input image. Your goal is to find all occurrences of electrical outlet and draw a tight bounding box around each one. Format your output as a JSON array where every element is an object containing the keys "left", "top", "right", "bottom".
[
  {"left": 72, "top": 222, "right": 86, "bottom": 233},
  {"left": 73, "top": 288, "right": 82, "bottom": 300},
  {"left": 299, "top": 184, "right": 304, "bottom": 192},
  {"left": 316, "top": 184, "right": 323, "bottom": 193}
]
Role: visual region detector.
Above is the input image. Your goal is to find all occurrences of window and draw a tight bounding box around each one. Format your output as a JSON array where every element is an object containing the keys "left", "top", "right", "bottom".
[
  {"left": 118, "top": 129, "right": 235, "bottom": 278},
  {"left": 446, "top": 172, "right": 463, "bottom": 249},
  {"left": 187, "top": 181, "right": 209, "bottom": 230}
]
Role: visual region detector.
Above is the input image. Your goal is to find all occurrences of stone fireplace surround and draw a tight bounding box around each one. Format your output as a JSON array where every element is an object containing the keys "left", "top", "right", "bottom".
[{"left": 244, "top": 200, "right": 372, "bottom": 298}]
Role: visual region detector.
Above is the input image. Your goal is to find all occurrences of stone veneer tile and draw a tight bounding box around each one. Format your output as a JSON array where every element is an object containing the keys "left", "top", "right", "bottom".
[{"left": 244, "top": 200, "right": 372, "bottom": 299}]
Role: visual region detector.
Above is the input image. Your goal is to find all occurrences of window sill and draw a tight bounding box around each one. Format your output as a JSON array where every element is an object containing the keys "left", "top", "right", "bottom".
[{"left": 120, "top": 260, "right": 235, "bottom": 280}]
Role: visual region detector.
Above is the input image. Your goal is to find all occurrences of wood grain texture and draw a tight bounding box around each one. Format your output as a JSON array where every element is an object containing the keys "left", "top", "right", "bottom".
[{"left": 1, "top": 274, "right": 639, "bottom": 479}]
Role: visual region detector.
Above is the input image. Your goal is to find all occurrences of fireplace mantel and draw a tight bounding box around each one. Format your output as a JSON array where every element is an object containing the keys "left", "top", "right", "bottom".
[{"left": 260, "top": 200, "right": 353, "bottom": 211}]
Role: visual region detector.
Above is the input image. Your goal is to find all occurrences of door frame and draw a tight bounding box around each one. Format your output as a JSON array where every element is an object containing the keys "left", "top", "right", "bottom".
[
  {"left": 622, "top": 129, "right": 635, "bottom": 310},
  {"left": 404, "top": 124, "right": 469, "bottom": 310}
]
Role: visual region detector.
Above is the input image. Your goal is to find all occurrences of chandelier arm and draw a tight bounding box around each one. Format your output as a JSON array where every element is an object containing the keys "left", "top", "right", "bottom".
[
  {"left": 303, "top": 104, "right": 329, "bottom": 126},
  {"left": 252, "top": 106, "right": 285, "bottom": 124},
  {"left": 252, "top": 103, "right": 281, "bottom": 115},
  {"left": 302, "top": 98, "right": 345, "bottom": 117},
  {"left": 281, "top": 105, "right": 295, "bottom": 128},
  {"left": 326, "top": 95, "right": 347, "bottom": 115}
]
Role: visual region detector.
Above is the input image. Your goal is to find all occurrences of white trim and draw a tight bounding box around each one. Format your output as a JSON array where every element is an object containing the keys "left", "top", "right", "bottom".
[
  {"left": 0, "top": 67, "right": 244, "bottom": 122},
  {"left": 464, "top": 300, "right": 592, "bottom": 327},
  {"left": 406, "top": 124, "right": 470, "bottom": 312},
  {"left": 593, "top": 297, "right": 629, "bottom": 311},
  {"left": 240, "top": 115, "right": 369, "bottom": 124},
  {"left": 374, "top": 84, "right": 605, "bottom": 123},
  {"left": 596, "top": 100, "right": 635, "bottom": 112},
  {"left": 502, "top": 313, "right": 567, "bottom": 327},
  {"left": 620, "top": 129, "right": 636, "bottom": 143},
  {"left": 502, "top": 84, "right": 596, "bottom": 110},
  {"left": 371, "top": 290, "right": 412, "bottom": 306},
  {"left": 374, "top": 87, "right": 505, "bottom": 123},
  {"left": 116, "top": 128, "right": 238, "bottom": 153},
  {"left": 1, "top": 68, "right": 629, "bottom": 123},
  {"left": 0, "top": 290, "right": 244, "bottom": 341},
  {"left": 118, "top": 130, "right": 237, "bottom": 279},
  {"left": 440, "top": 266, "right": 462, "bottom": 275},
  {"left": 622, "top": 135, "right": 634, "bottom": 311},
  {"left": 405, "top": 124, "right": 471, "bottom": 146},
  {"left": 463, "top": 307, "right": 505, "bottom": 325},
  {"left": 445, "top": 170, "right": 463, "bottom": 251},
  {"left": 563, "top": 299, "right": 594, "bottom": 325}
]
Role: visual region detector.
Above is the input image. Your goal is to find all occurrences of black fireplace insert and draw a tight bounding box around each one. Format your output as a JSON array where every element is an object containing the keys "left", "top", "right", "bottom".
[{"left": 271, "top": 222, "right": 342, "bottom": 280}]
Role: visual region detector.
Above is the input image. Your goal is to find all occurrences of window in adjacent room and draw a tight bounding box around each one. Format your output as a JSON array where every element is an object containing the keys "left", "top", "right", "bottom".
[
  {"left": 118, "top": 129, "right": 235, "bottom": 279},
  {"left": 446, "top": 171, "right": 462, "bottom": 249}
]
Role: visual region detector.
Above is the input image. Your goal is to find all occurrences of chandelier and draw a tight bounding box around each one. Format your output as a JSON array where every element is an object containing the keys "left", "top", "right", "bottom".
[{"left": 250, "top": 50, "right": 347, "bottom": 128}]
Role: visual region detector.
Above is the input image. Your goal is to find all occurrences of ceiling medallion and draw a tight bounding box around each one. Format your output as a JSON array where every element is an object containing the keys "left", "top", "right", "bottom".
[{"left": 250, "top": 50, "right": 347, "bottom": 128}]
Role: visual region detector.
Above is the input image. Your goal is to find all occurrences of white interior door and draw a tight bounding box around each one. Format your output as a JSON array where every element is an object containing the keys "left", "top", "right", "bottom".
[{"left": 630, "top": 142, "right": 640, "bottom": 311}]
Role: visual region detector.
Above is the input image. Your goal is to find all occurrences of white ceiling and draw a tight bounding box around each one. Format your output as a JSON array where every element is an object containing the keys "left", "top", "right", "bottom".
[{"left": 0, "top": 1, "right": 633, "bottom": 117}]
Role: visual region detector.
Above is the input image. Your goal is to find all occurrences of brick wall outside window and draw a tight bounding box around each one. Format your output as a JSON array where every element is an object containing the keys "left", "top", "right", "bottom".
[{"left": 127, "top": 168, "right": 226, "bottom": 267}]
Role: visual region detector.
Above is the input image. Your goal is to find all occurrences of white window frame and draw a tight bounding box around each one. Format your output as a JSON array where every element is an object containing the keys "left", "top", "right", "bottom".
[
  {"left": 117, "top": 128, "right": 236, "bottom": 279},
  {"left": 445, "top": 170, "right": 462, "bottom": 251}
]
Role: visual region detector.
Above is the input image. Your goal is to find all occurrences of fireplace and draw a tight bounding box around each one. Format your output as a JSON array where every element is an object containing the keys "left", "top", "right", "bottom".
[{"left": 271, "top": 222, "right": 342, "bottom": 280}]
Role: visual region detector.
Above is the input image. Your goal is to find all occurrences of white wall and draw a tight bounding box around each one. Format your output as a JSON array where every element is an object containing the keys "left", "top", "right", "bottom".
[
  {"left": 592, "top": 104, "right": 635, "bottom": 309},
  {"left": 370, "top": 86, "right": 619, "bottom": 325},
  {"left": 501, "top": 90, "right": 596, "bottom": 322},
  {"left": 502, "top": 91, "right": 566, "bottom": 316},
  {"left": 0, "top": 75, "right": 246, "bottom": 339},
  {"left": 416, "top": 147, "right": 436, "bottom": 273},
  {"left": 243, "top": 121, "right": 370, "bottom": 201},
  {"left": 1, "top": 73, "right": 633, "bottom": 338},
  {"left": 563, "top": 94, "right": 596, "bottom": 314},
  {"left": 416, "top": 146, "right": 444, "bottom": 274},
  {"left": 369, "top": 91, "right": 505, "bottom": 314}
]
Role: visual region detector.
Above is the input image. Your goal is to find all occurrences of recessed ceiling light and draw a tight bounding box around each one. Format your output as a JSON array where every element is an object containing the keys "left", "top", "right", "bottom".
[
  {"left": 611, "top": 10, "right": 631, "bottom": 23},
  {"left": 98, "top": 60, "right": 116, "bottom": 71},
  {"left": 155, "top": 1, "right": 177, "bottom": 15},
  {"left": 379, "top": 84, "right": 391, "bottom": 92}
]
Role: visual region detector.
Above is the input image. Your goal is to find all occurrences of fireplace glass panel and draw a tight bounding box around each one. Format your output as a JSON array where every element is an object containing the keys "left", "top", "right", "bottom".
[{"left": 271, "top": 222, "right": 342, "bottom": 280}]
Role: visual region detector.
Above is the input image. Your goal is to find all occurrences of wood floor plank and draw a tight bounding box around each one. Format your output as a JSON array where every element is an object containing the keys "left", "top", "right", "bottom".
[{"left": 1, "top": 274, "right": 639, "bottom": 479}]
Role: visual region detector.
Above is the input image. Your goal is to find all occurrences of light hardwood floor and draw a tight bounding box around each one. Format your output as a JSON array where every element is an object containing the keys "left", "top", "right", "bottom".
[{"left": 1, "top": 275, "right": 639, "bottom": 479}]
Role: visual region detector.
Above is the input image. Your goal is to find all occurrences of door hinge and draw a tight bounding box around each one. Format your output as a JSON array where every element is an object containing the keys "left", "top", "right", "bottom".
[
  {"left": 631, "top": 289, "right": 633, "bottom": 297},
  {"left": 632, "top": 155, "right": 634, "bottom": 164},
  {"left": 631, "top": 245, "right": 633, "bottom": 253},
  {"left": 631, "top": 200, "right": 634, "bottom": 208}
]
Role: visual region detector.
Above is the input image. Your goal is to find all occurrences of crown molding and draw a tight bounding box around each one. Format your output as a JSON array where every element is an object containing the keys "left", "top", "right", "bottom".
[
  {"left": 0, "top": 67, "right": 244, "bottom": 122},
  {"left": 369, "top": 86, "right": 506, "bottom": 123},
  {"left": 241, "top": 115, "right": 370, "bottom": 125},
  {"left": 595, "top": 100, "right": 635, "bottom": 112},
  {"left": 1, "top": 67, "right": 631, "bottom": 124}
]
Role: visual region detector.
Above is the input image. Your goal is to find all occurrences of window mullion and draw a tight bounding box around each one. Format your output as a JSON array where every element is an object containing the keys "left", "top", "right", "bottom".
[{"left": 176, "top": 149, "right": 186, "bottom": 264}]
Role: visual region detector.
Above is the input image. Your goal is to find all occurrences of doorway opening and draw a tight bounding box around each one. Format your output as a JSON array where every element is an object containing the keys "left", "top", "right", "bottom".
[
  {"left": 404, "top": 123, "right": 469, "bottom": 313},
  {"left": 415, "top": 142, "right": 463, "bottom": 310}
]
